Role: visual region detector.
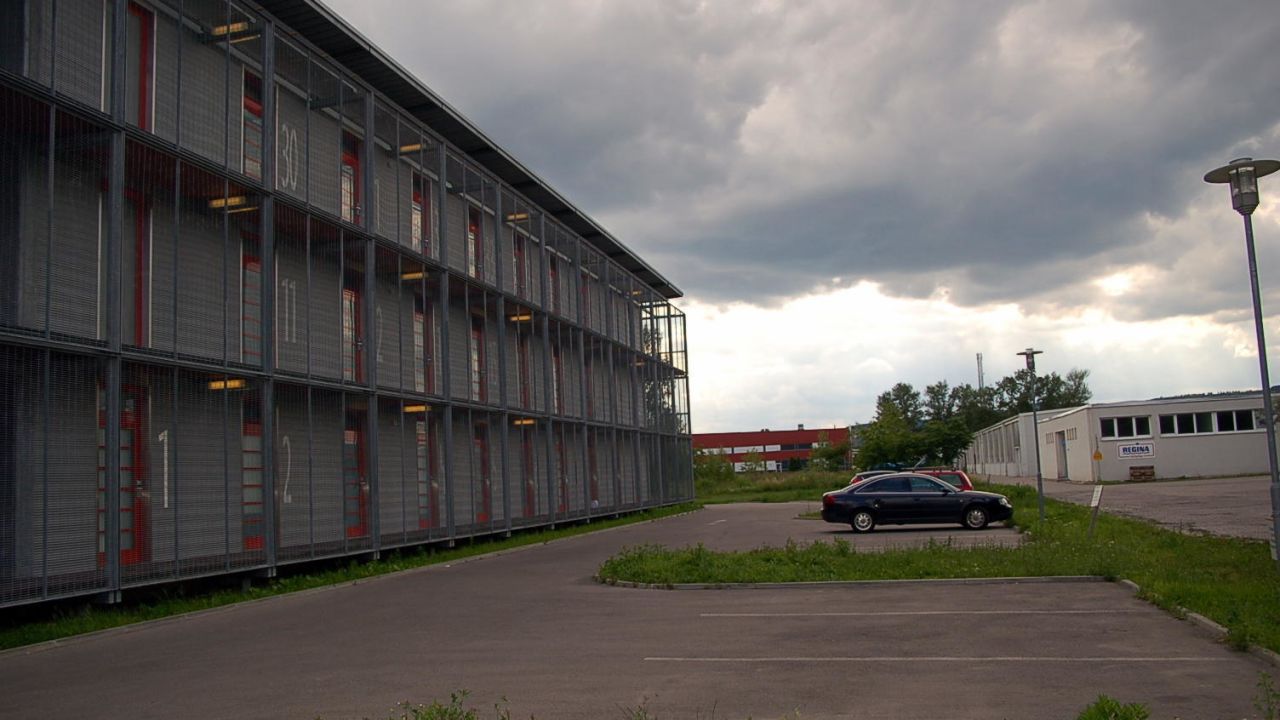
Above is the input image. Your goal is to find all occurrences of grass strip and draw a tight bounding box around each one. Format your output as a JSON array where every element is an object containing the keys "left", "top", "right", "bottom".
[
  {"left": 600, "top": 483, "right": 1280, "bottom": 654},
  {"left": 0, "top": 503, "right": 697, "bottom": 651},
  {"left": 694, "top": 469, "right": 845, "bottom": 504}
]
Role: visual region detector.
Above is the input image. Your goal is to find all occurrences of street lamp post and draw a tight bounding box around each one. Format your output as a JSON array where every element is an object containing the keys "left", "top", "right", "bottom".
[
  {"left": 1205, "top": 156, "right": 1280, "bottom": 569},
  {"left": 1017, "top": 347, "right": 1046, "bottom": 522}
]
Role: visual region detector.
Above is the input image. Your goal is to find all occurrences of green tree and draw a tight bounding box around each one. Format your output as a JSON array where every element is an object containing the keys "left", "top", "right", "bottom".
[
  {"left": 857, "top": 403, "right": 920, "bottom": 468},
  {"left": 995, "top": 368, "right": 1093, "bottom": 415},
  {"left": 920, "top": 417, "right": 973, "bottom": 466},
  {"left": 949, "top": 383, "right": 1001, "bottom": 431},
  {"left": 924, "top": 381, "right": 955, "bottom": 423},
  {"left": 876, "top": 382, "right": 924, "bottom": 428}
]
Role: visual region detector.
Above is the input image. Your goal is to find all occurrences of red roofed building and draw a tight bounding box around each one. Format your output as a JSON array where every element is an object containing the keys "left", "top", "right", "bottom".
[{"left": 693, "top": 425, "right": 850, "bottom": 471}]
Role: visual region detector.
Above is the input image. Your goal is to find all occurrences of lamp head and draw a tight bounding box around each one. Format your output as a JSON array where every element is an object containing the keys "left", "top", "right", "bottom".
[{"left": 1204, "top": 157, "right": 1280, "bottom": 216}]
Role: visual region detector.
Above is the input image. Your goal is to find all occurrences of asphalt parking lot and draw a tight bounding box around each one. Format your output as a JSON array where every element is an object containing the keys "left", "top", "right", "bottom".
[
  {"left": 2, "top": 502, "right": 1275, "bottom": 720},
  {"left": 994, "top": 473, "right": 1276, "bottom": 540}
]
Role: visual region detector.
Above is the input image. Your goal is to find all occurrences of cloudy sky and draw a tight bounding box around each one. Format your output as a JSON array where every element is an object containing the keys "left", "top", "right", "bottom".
[{"left": 327, "top": 0, "right": 1280, "bottom": 432}]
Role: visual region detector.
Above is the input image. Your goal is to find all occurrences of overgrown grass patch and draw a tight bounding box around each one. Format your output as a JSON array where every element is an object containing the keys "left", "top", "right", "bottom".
[
  {"left": 0, "top": 504, "right": 697, "bottom": 651},
  {"left": 695, "top": 468, "right": 848, "bottom": 504},
  {"left": 601, "top": 483, "right": 1280, "bottom": 654}
]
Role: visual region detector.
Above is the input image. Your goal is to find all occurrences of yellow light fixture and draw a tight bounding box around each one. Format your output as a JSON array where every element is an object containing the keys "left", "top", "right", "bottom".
[
  {"left": 208, "top": 378, "right": 246, "bottom": 391},
  {"left": 209, "top": 196, "right": 247, "bottom": 210},
  {"left": 398, "top": 142, "right": 423, "bottom": 154},
  {"left": 403, "top": 404, "right": 430, "bottom": 413},
  {"left": 211, "top": 21, "right": 250, "bottom": 37},
  {"left": 513, "top": 417, "right": 536, "bottom": 426},
  {"left": 508, "top": 313, "right": 533, "bottom": 322},
  {"left": 505, "top": 212, "right": 529, "bottom": 222},
  {"left": 401, "top": 271, "right": 425, "bottom": 281}
]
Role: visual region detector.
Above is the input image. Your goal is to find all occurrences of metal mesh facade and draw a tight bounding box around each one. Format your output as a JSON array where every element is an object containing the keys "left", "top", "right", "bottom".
[{"left": 0, "top": 0, "right": 692, "bottom": 608}]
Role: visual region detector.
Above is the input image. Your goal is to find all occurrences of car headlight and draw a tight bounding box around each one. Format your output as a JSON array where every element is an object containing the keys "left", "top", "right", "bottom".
[{"left": 998, "top": 497, "right": 1012, "bottom": 508}]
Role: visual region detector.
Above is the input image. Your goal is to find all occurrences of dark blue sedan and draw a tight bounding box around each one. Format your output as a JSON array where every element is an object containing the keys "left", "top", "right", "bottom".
[{"left": 821, "top": 472, "right": 1013, "bottom": 533}]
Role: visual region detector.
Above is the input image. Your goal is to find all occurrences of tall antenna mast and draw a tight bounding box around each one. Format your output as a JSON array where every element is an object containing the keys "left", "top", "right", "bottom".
[{"left": 977, "top": 353, "right": 985, "bottom": 390}]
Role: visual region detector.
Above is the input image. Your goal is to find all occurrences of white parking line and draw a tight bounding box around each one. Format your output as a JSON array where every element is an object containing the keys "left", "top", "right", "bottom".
[
  {"left": 645, "top": 656, "right": 1228, "bottom": 663},
  {"left": 708, "top": 519, "right": 728, "bottom": 525},
  {"left": 701, "top": 610, "right": 1144, "bottom": 617}
]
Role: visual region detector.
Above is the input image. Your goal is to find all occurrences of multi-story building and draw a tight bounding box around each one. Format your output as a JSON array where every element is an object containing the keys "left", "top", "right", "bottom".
[
  {"left": 0, "top": 0, "right": 692, "bottom": 608},
  {"left": 693, "top": 426, "right": 849, "bottom": 472}
]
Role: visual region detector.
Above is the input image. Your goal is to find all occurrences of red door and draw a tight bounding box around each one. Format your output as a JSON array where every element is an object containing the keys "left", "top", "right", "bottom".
[
  {"left": 341, "top": 132, "right": 361, "bottom": 223},
  {"left": 342, "top": 288, "right": 362, "bottom": 383},
  {"left": 241, "top": 405, "right": 265, "bottom": 551},
  {"left": 98, "top": 386, "right": 149, "bottom": 566},
  {"left": 343, "top": 410, "right": 369, "bottom": 538},
  {"left": 415, "top": 417, "right": 442, "bottom": 530}
]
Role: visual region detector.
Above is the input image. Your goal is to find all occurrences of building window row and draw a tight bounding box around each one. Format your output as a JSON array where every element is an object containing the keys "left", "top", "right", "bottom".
[{"left": 1099, "top": 409, "right": 1260, "bottom": 439}]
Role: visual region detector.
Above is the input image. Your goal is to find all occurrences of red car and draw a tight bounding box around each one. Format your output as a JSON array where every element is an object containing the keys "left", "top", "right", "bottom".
[{"left": 913, "top": 468, "right": 974, "bottom": 491}]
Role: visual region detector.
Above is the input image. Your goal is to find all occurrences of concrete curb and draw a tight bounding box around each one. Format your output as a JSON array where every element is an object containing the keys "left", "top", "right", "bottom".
[
  {"left": 595, "top": 575, "right": 1107, "bottom": 591},
  {"left": 1117, "top": 577, "right": 1280, "bottom": 669}
]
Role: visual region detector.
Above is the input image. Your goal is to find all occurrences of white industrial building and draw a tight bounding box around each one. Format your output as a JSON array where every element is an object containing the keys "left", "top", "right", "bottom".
[{"left": 965, "top": 392, "right": 1270, "bottom": 483}]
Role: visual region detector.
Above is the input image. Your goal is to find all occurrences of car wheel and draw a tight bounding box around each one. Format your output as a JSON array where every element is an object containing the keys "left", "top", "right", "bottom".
[
  {"left": 963, "top": 505, "right": 989, "bottom": 530},
  {"left": 851, "top": 510, "right": 875, "bottom": 533}
]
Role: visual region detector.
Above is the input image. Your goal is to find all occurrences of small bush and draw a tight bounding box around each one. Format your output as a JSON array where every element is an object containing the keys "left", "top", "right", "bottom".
[{"left": 1076, "top": 695, "right": 1150, "bottom": 720}]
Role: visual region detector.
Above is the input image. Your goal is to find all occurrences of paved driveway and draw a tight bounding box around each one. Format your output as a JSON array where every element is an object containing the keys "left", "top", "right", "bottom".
[
  {"left": 3, "top": 503, "right": 1274, "bottom": 720},
  {"left": 991, "top": 474, "right": 1275, "bottom": 540}
]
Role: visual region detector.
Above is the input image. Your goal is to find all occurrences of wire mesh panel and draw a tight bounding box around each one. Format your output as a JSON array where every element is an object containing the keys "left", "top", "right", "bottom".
[
  {"left": 615, "top": 350, "right": 637, "bottom": 428},
  {"left": 150, "top": 1, "right": 180, "bottom": 143},
  {"left": 0, "top": 348, "right": 108, "bottom": 605},
  {"left": 376, "top": 397, "right": 407, "bottom": 546},
  {"left": 310, "top": 388, "right": 345, "bottom": 556},
  {"left": 173, "top": 166, "right": 223, "bottom": 360},
  {"left": 581, "top": 245, "right": 605, "bottom": 335},
  {"left": 308, "top": 218, "right": 342, "bottom": 381},
  {"left": 618, "top": 431, "right": 638, "bottom": 508},
  {"left": 371, "top": 103, "right": 398, "bottom": 243},
  {"left": 506, "top": 422, "right": 544, "bottom": 526},
  {"left": 178, "top": 0, "right": 231, "bottom": 166},
  {"left": 123, "top": 141, "right": 177, "bottom": 355},
  {"left": 31, "top": 0, "right": 111, "bottom": 113},
  {"left": 46, "top": 352, "right": 107, "bottom": 599},
  {"left": 274, "top": 382, "right": 312, "bottom": 560},
  {"left": 169, "top": 368, "right": 229, "bottom": 576},
  {"left": 587, "top": 429, "right": 612, "bottom": 512},
  {"left": 0, "top": 90, "right": 52, "bottom": 335},
  {"left": 340, "top": 232, "right": 366, "bottom": 385},
  {"left": 274, "top": 37, "right": 309, "bottom": 205},
  {"left": 392, "top": 121, "right": 439, "bottom": 261},
  {"left": 478, "top": 410, "right": 504, "bottom": 529},
  {"left": 374, "top": 248, "right": 408, "bottom": 392},
  {"left": 443, "top": 154, "right": 466, "bottom": 274},
  {"left": 306, "top": 58, "right": 341, "bottom": 219},
  {"left": 49, "top": 111, "right": 111, "bottom": 342},
  {"left": 273, "top": 203, "right": 308, "bottom": 375},
  {"left": 504, "top": 305, "right": 536, "bottom": 412},
  {"left": 341, "top": 393, "right": 372, "bottom": 552}
]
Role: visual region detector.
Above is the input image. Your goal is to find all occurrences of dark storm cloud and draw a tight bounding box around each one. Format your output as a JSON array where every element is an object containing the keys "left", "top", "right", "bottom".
[{"left": 332, "top": 0, "right": 1280, "bottom": 316}]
